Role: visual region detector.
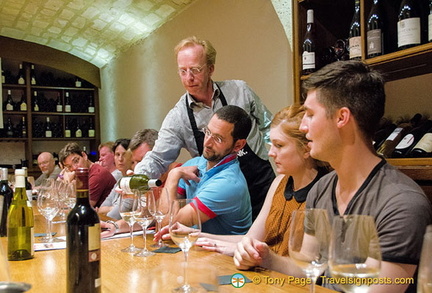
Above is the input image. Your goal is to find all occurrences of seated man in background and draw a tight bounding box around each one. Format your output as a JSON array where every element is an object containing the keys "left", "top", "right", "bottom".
[
  {"left": 59, "top": 142, "right": 116, "bottom": 208},
  {"left": 34, "top": 152, "right": 61, "bottom": 187},
  {"left": 233, "top": 60, "right": 432, "bottom": 293},
  {"left": 98, "top": 141, "right": 122, "bottom": 181}
]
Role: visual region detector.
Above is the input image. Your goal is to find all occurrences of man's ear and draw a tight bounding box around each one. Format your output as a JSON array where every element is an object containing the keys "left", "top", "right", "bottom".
[
  {"left": 233, "top": 139, "right": 247, "bottom": 153},
  {"left": 336, "top": 107, "right": 351, "bottom": 128},
  {"left": 81, "top": 151, "right": 88, "bottom": 160}
]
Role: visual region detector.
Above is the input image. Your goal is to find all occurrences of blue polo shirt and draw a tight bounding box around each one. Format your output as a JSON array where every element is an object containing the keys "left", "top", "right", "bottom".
[{"left": 177, "top": 154, "right": 252, "bottom": 235}]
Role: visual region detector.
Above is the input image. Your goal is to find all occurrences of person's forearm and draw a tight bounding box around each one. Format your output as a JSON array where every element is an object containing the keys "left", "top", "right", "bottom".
[
  {"left": 200, "top": 232, "right": 242, "bottom": 243},
  {"left": 261, "top": 251, "right": 305, "bottom": 277}
]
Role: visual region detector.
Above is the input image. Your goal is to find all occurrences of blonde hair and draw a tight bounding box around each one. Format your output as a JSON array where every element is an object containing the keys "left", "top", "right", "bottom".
[{"left": 174, "top": 36, "right": 216, "bottom": 66}]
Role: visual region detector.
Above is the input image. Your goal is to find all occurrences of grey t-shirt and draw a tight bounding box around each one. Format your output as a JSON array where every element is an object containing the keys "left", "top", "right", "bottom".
[{"left": 306, "top": 159, "right": 432, "bottom": 292}]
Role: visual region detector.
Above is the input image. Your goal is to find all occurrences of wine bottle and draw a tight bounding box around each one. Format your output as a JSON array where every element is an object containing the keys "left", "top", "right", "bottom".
[
  {"left": 65, "top": 92, "right": 71, "bottom": 113},
  {"left": 66, "top": 168, "right": 101, "bottom": 293},
  {"left": 75, "top": 77, "right": 82, "bottom": 88},
  {"left": 302, "top": 9, "right": 316, "bottom": 75},
  {"left": 429, "top": 0, "right": 432, "bottom": 42},
  {"left": 56, "top": 93, "right": 63, "bottom": 112},
  {"left": 65, "top": 119, "right": 71, "bottom": 138},
  {"left": 392, "top": 120, "right": 432, "bottom": 157},
  {"left": 7, "top": 169, "right": 34, "bottom": 261},
  {"left": 367, "top": 0, "right": 383, "bottom": 58},
  {"left": 376, "top": 113, "right": 422, "bottom": 157},
  {"left": 88, "top": 96, "right": 95, "bottom": 113},
  {"left": 30, "top": 64, "right": 36, "bottom": 85},
  {"left": 19, "top": 93, "right": 27, "bottom": 111},
  {"left": 20, "top": 117, "right": 27, "bottom": 138},
  {"left": 398, "top": 0, "right": 421, "bottom": 50},
  {"left": 1, "top": 70, "right": 5, "bottom": 84},
  {"left": 119, "top": 175, "right": 162, "bottom": 194},
  {"left": 88, "top": 119, "right": 95, "bottom": 138},
  {"left": 6, "top": 90, "right": 14, "bottom": 111},
  {"left": 45, "top": 117, "right": 52, "bottom": 138},
  {"left": 17, "top": 64, "right": 25, "bottom": 85},
  {"left": 75, "top": 121, "right": 82, "bottom": 138},
  {"left": 349, "top": 0, "right": 362, "bottom": 60},
  {"left": 373, "top": 119, "right": 397, "bottom": 150},
  {"left": 409, "top": 125, "right": 432, "bottom": 157},
  {"left": 33, "top": 91, "right": 39, "bottom": 112},
  {"left": 22, "top": 167, "right": 33, "bottom": 202},
  {"left": 5, "top": 118, "right": 14, "bottom": 138},
  {"left": 0, "top": 168, "right": 13, "bottom": 237}
]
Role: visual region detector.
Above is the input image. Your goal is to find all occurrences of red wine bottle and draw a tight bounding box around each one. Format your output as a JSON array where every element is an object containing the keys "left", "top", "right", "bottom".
[
  {"left": 392, "top": 120, "right": 432, "bottom": 158},
  {"left": 302, "top": 9, "right": 316, "bottom": 75},
  {"left": 367, "top": 0, "right": 383, "bottom": 58},
  {"left": 66, "top": 168, "right": 101, "bottom": 293},
  {"left": 349, "top": 0, "right": 362, "bottom": 60}
]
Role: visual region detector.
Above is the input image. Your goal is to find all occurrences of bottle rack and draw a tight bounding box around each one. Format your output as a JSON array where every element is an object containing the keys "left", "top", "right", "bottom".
[
  {"left": 1, "top": 60, "right": 100, "bottom": 171},
  {"left": 293, "top": 0, "right": 432, "bottom": 186}
]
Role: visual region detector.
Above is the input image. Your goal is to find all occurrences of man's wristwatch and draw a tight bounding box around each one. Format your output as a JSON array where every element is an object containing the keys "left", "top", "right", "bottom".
[{"left": 105, "top": 220, "right": 119, "bottom": 234}]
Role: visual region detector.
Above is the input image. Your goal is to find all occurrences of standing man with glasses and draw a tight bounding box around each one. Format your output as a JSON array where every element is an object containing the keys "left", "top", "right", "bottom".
[{"left": 134, "top": 36, "right": 275, "bottom": 220}]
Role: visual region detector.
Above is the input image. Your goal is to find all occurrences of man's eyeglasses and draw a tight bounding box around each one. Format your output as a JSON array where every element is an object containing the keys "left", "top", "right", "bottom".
[
  {"left": 202, "top": 127, "right": 225, "bottom": 144},
  {"left": 63, "top": 156, "right": 81, "bottom": 170},
  {"left": 178, "top": 65, "right": 206, "bottom": 76}
]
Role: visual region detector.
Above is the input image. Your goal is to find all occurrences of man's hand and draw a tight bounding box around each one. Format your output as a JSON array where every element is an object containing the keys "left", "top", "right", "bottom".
[
  {"left": 233, "top": 236, "right": 270, "bottom": 270},
  {"left": 168, "top": 166, "right": 200, "bottom": 186}
]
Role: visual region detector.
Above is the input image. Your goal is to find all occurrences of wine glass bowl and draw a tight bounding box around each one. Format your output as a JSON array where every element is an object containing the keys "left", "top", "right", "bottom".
[
  {"left": 119, "top": 192, "right": 140, "bottom": 253},
  {"left": 169, "top": 199, "right": 202, "bottom": 293},
  {"left": 329, "top": 215, "right": 381, "bottom": 293},
  {"left": 288, "top": 209, "right": 331, "bottom": 293},
  {"left": 133, "top": 189, "right": 155, "bottom": 257}
]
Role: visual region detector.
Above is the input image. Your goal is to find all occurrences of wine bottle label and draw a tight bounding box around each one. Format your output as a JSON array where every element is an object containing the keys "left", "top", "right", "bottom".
[
  {"left": 88, "top": 129, "right": 95, "bottom": 138},
  {"left": 429, "top": 14, "right": 432, "bottom": 42},
  {"left": 413, "top": 133, "right": 432, "bottom": 153},
  {"left": 31, "top": 78, "right": 36, "bottom": 85},
  {"left": 395, "top": 134, "right": 415, "bottom": 149},
  {"left": 88, "top": 224, "right": 101, "bottom": 262},
  {"left": 20, "top": 103, "right": 27, "bottom": 111},
  {"left": 26, "top": 190, "right": 32, "bottom": 202},
  {"left": 16, "top": 176, "right": 25, "bottom": 188},
  {"left": 1, "top": 75, "right": 5, "bottom": 84},
  {"left": 367, "top": 29, "right": 382, "bottom": 55},
  {"left": 398, "top": 18, "right": 421, "bottom": 47},
  {"left": 65, "top": 130, "right": 71, "bottom": 138},
  {"left": 88, "top": 106, "right": 95, "bottom": 113},
  {"left": 302, "top": 52, "right": 316, "bottom": 70},
  {"left": 45, "top": 130, "right": 52, "bottom": 138},
  {"left": 56, "top": 105, "right": 63, "bottom": 112},
  {"left": 76, "top": 129, "right": 82, "bottom": 138},
  {"left": 6, "top": 104, "right": 13, "bottom": 111},
  {"left": 349, "top": 36, "right": 362, "bottom": 59},
  {"left": 119, "top": 177, "right": 133, "bottom": 194},
  {"left": 18, "top": 77, "right": 25, "bottom": 85},
  {"left": 34, "top": 104, "right": 39, "bottom": 111},
  {"left": 65, "top": 105, "right": 71, "bottom": 112},
  {"left": 387, "top": 127, "right": 402, "bottom": 141}
]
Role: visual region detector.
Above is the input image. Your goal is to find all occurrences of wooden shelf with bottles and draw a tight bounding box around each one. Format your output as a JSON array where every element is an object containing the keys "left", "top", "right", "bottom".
[
  {"left": 1, "top": 59, "right": 100, "bottom": 172},
  {"left": 293, "top": 0, "right": 432, "bottom": 181}
]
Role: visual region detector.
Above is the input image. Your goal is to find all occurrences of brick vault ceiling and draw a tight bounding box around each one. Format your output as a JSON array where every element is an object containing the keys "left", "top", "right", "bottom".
[{"left": 0, "top": 0, "right": 196, "bottom": 68}]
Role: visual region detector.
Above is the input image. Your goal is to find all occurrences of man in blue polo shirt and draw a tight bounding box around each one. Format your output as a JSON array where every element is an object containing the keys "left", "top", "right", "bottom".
[{"left": 162, "top": 105, "right": 252, "bottom": 235}]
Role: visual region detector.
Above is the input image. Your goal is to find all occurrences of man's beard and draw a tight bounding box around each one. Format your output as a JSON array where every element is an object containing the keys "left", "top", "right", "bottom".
[{"left": 203, "top": 145, "right": 235, "bottom": 164}]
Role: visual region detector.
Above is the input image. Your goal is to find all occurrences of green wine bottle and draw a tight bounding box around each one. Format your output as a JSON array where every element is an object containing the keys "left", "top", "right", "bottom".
[
  {"left": 7, "top": 169, "right": 34, "bottom": 260},
  {"left": 119, "top": 174, "right": 162, "bottom": 194},
  {"left": 67, "top": 168, "right": 101, "bottom": 293}
]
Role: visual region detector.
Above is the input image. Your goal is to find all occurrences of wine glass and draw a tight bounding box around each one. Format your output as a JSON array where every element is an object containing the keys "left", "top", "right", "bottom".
[
  {"left": 119, "top": 191, "right": 140, "bottom": 253},
  {"left": 151, "top": 187, "right": 170, "bottom": 248},
  {"left": 36, "top": 184, "right": 60, "bottom": 243},
  {"left": 329, "top": 215, "right": 382, "bottom": 293},
  {"left": 169, "top": 199, "right": 202, "bottom": 293},
  {"left": 289, "top": 209, "right": 331, "bottom": 293},
  {"left": 133, "top": 189, "right": 156, "bottom": 257}
]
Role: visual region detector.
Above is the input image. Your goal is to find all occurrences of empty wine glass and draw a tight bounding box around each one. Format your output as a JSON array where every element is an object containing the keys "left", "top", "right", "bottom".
[
  {"left": 119, "top": 191, "right": 140, "bottom": 253},
  {"left": 133, "top": 189, "right": 156, "bottom": 257},
  {"left": 169, "top": 199, "right": 202, "bottom": 292},
  {"left": 37, "top": 184, "right": 60, "bottom": 243},
  {"left": 151, "top": 187, "right": 170, "bottom": 248},
  {"left": 329, "top": 215, "right": 382, "bottom": 293},
  {"left": 289, "top": 209, "right": 331, "bottom": 293}
]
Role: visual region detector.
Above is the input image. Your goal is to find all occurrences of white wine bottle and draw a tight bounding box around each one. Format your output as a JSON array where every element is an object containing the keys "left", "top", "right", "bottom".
[
  {"left": 367, "top": 0, "right": 383, "bottom": 58},
  {"left": 119, "top": 175, "right": 162, "bottom": 194},
  {"left": 6, "top": 90, "right": 14, "bottom": 111},
  {"left": 349, "top": 0, "right": 362, "bottom": 60},
  {"left": 17, "top": 64, "right": 25, "bottom": 85},
  {"left": 65, "top": 119, "right": 71, "bottom": 138},
  {"left": 19, "top": 93, "right": 27, "bottom": 111},
  {"left": 88, "top": 119, "right": 95, "bottom": 138},
  {"left": 75, "top": 121, "right": 82, "bottom": 138},
  {"left": 398, "top": 0, "right": 421, "bottom": 50},
  {"left": 0, "top": 168, "right": 13, "bottom": 237},
  {"left": 56, "top": 93, "right": 63, "bottom": 112},
  {"left": 66, "top": 168, "right": 101, "bottom": 293},
  {"left": 7, "top": 169, "right": 34, "bottom": 261},
  {"left": 302, "top": 9, "right": 316, "bottom": 75},
  {"left": 45, "top": 117, "right": 52, "bottom": 138},
  {"left": 30, "top": 64, "right": 36, "bottom": 85},
  {"left": 65, "top": 92, "right": 71, "bottom": 113},
  {"left": 33, "top": 91, "right": 39, "bottom": 112}
]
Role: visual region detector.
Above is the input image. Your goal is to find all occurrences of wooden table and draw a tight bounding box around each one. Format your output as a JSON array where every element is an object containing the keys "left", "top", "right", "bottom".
[{"left": 1, "top": 209, "right": 337, "bottom": 292}]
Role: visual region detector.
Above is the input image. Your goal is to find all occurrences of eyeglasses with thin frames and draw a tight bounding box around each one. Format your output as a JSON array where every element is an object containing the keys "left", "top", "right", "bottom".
[
  {"left": 202, "top": 127, "right": 225, "bottom": 144},
  {"left": 178, "top": 64, "right": 206, "bottom": 76}
]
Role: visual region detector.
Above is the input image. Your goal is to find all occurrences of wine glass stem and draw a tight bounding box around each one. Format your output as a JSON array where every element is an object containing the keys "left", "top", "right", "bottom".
[
  {"left": 129, "top": 224, "right": 134, "bottom": 247},
  {"left": 156, "top": 220, "right": 163, "bottom": 246},
  {"left": 46, "top": 218, "right": 53, "bottom": 242},
  {"left": 142, "top": 226, "right": 147, "bottom": 252},
  {"left": 309, "top": 276, "right": 317, "bottom": 293},
  {"left": 183, "top": 249, "right": 189, "bottom": 288}
]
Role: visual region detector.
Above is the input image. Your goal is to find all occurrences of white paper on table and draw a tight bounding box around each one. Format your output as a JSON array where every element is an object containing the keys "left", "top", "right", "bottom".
[
  {"left": 34, "top": 237, "right": 67, "bottom": 251},
  {"left": 103, "top": 229, "right": 154, "bottom": 240}
]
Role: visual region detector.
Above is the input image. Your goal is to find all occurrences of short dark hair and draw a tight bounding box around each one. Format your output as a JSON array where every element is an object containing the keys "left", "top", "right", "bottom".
[
  {"left": 112, "top": 138, "right": 131, "bottom": 152},
  {"left": 128, "top": 129, "right": 158, "bottom": 151},
  {"left": 303, "top": 60, "right": 385, "bottom": 140},
  {"left": 214, "top": 105, "right": 252, "bottom": 140},
  {"left": 59, "top": 142, "right": 83, "bottom": 164}
]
